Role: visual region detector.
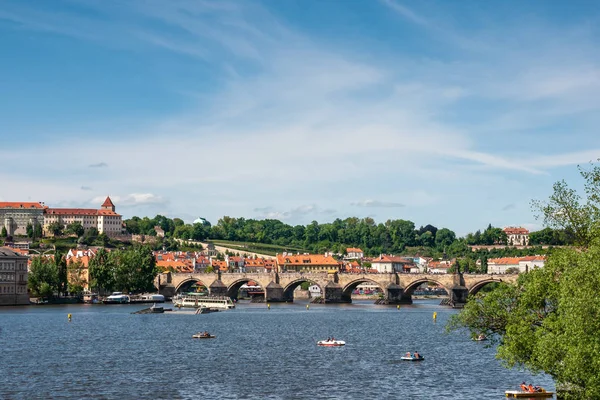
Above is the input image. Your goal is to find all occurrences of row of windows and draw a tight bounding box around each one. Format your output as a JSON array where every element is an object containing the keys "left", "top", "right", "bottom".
[
  {"left": 0, "top": 263, "right": 27, "bottom": 271},
  {"left": 1, "top": 285, "right": 26, "bottom": 294},
  {"left": 0, "top": 274, "right": 15, "bottom": 281}
]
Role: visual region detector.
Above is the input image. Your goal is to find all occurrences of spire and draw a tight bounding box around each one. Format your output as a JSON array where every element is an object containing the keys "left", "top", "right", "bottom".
[{"left": 101, "top": 196, "right": 115, "bottom": 211}]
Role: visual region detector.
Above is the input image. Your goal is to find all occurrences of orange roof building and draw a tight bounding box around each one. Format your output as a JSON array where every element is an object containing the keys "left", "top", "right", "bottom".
[
  {"left": 276, "top": 253, "right": 340, "bottom": 273},
  {"left": 0, "top": 202, "right": 46, "bottom": 236},
  {"left": 44, "top": 196, "right": 123, "bottom": 237}
]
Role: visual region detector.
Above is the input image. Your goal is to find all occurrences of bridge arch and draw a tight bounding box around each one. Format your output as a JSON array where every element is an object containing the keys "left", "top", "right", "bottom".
[
  {"left": 403, "top": 278, "right": 450, "bottom": 296},
  {"left": 227, "top": 278, "right": 265, "bottom": 300},
  {"left": 283, "top": 279, "right": 324, "bottom": 302},
  {"left": 341, "top": 278, "right": 386, "bottom": 302},
  {"left": 468, "top": 278, "right": 510, "bottom": 296},
  {"left": 175, "top": 278, "right": 210, "bottom": 294}
]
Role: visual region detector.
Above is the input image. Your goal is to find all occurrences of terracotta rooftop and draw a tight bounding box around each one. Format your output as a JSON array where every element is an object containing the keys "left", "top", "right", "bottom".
[{"left": 0, "top": 202, "right": 46, "bottom": 209}]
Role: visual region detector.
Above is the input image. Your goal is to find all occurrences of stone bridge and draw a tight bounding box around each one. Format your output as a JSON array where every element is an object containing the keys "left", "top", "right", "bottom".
[{"left": 156, "top": 272, "right": 518, "bottom": 308}]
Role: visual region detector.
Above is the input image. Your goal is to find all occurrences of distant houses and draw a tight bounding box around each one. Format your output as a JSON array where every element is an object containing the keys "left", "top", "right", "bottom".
[
  {"left": 503, "top": 227, "right": 530, "bottom": 246},
  {"left": 487, "top": 255, "right": 545, "bottom": 274}
]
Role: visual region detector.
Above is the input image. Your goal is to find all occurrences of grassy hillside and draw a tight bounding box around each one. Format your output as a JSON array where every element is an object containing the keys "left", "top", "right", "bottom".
[{"left": 210, "top": 240, "right": 309, "bottom": 257}]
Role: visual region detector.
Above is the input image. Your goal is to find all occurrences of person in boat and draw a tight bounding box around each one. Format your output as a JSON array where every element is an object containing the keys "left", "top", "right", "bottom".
[
  {"left": 520, "top": 382, "right": 528, "bottom": 392},
  {"left": 413, "top": 351, "right": 420, "bottom": 359},
  {"left": 405, "top": 352, "right": 411, "bottom": 358},
  {"left": 528, "top": 384, "right": 540, "bottom": 393}
]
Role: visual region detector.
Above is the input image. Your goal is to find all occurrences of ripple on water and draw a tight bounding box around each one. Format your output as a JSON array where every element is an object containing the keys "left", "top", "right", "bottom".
[{"left": 0, "top": 301, "right": 554, "bottom": 399}]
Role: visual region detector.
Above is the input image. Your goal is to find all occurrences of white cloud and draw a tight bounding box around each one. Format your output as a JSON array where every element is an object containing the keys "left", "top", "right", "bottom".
[{"left": 91, "top": 193, "right": 168, "bottom": 207}]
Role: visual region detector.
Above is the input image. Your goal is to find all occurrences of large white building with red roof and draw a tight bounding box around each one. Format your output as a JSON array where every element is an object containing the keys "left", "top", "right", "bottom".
[
  {"left": 44, "top": 196, "right": 124, "bottom": 236},
  {"left": 0, "top": 201, "right": 47, "bottom": 236}
]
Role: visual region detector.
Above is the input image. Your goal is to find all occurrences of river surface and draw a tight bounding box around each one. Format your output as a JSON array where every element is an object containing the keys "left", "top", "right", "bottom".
[{"left": 0, "top": 300, "right": 554, "bottom": 399}]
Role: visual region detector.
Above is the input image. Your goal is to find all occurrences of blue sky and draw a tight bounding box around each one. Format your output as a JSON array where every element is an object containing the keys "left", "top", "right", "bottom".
[{"left": 1, "top": 0, "right": 599, "bottom": 235}]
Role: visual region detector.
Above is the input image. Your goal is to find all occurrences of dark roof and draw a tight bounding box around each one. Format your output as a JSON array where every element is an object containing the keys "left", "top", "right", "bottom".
[{"left": 0, "top": 247, "right": 25, "bottom": 258}]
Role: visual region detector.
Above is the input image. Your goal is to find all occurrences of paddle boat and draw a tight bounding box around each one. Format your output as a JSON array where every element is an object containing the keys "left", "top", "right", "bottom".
[
  {"left": 400, "top": 352, "right": 424, "bottom": 361},
  {"left": 505, "top": 384, "right": 554, "bottom": 398},
  {"left": 317, "top": 339, "right": 346, "bottom": 347},
  {"left": 192, "top": 332, "right": 216, "bottom": 339}
]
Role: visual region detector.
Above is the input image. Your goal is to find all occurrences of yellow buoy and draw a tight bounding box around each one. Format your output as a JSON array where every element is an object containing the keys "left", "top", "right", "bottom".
[
  {"left": 433, "top": 311, "right": 437, "bottom": 321},
  {"left": 68, "top": 313, "right": 72, "bottom": 321},
  {"left": 267, "top": 303, "right": 270, "bottom": 309},
  {"left": 397, "top": 305, "right": 400, "bottom": 310},
  {"left": 306, "top": 304, "right": 309, "bottom": 310}
]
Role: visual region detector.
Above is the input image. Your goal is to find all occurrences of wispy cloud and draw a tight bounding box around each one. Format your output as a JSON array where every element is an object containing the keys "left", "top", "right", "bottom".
[
  {"left": 80, "top": 186, "right": 93, "bottom": 191},
  {"left": 254, "top": 205, "right": 336, "bottom": 221},
  {"left": 351, "top": 200, "right": 405, "bottom": 208},
  {"left": 88, "top": 162, "right": 108, "bottom": 168},
  {"left": 502, "top": 203, "right": 516, "bottom": 211}
]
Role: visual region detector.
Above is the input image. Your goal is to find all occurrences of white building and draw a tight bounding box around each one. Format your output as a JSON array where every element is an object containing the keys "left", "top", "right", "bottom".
[
  {"left": 487, "top": 256, "right": 545, "bottom": 274},
  {"left": 371, "top": 255, "right": 414, "bottom": 273},
  {"left": 503, "top": 227, "right": 530, "bottom": 246},
  {"left": 345, "top": 247, "right": 364, "bottom": 260},
  {"left": 44, "top": 197, "right": 123, "bottom": 236}
]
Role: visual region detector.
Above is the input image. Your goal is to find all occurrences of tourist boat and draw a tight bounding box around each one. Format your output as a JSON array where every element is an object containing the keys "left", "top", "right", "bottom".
[
  {"left": 317, "top": 339, "right": 346, "bottom": 347},
  {"left": 172, "top": 293, "right": 235, "bottom": 310},
  {"left": 400, "top": 354, "right": 424, "bottom": 361},
  {"left": 139, "top": 294, "right": 165, "bottom": 303},
  {"left": 505, "top": 389, "right": 554, "bottom": 398},
  {"left": 192, "top": 332, "right": 216, "bottom": 339},
  {"left": 103, "top": 292, "right": 130, "bottom": 304}
]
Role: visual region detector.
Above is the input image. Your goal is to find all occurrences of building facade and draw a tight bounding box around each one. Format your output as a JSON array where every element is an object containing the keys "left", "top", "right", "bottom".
[
  {"left": 44, "top": 197, "right": 123, "bottom": 236},
  {"left": 370, "top": 255, "right": 414, "bottom": 273},
  {"left": 0, "top": 247, "right": 29, "bottom": 305},
  {"left": 276, "top": 253, "right": 340, "bottom": 273},
  {"left": 503, "top": 227, "right": 530, "bottom": 246},
  {"left": 0, "top": 202, "right": 46, "bottom": 236}
]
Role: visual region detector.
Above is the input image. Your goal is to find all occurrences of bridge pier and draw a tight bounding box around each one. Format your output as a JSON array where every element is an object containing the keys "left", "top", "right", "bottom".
[
  {"left": 449, "top": 285, "right": 469, "bottom": 308},
  {"left": 383, "top": 284, "right": 413, "bottom": 304},
  {"left": 209, "top": 280, "right": 228, "bottom": 297},
  {"left": 324, "top": 282, "right": 348, "bottom": 303},
  {"left": 265, "top": 282, "right": 286, "bottom": 303}
]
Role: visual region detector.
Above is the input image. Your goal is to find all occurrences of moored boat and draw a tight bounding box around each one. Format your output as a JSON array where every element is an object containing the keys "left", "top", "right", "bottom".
[
  {"left": 103, "top": 292, "right": 130, "bottom": 304},
  {"left": 317, "top": 339, "right": 345, "bottom": 347},
  {"left": 173, "top": 293, "right": 235, "bottom": 310}
]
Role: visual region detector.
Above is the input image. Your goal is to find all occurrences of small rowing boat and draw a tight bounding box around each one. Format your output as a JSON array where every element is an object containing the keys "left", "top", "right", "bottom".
[
  {"left": 505, "top": 389, "right": 554, "bottom": 398},
  {"left": 317, "top": 339, "right": 345, "bottom": 347}
]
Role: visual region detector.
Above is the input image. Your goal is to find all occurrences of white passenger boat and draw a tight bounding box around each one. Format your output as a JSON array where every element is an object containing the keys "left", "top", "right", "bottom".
[
  {"left": 172, "top": 293, "right": 235, "bottom": 310},
  {"left": 104, "top": 292, "right": 130, "bottom": 304},
  {"left": 141, "top": 294, "right": 165, "bottom": 303}
]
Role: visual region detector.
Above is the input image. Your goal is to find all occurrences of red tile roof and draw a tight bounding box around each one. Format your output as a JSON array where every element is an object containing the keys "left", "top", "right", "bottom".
[
  {"left": 346, "top": 247, "right": 363, "bottom": 253},
  {"left": 0, "top": 202, "right": 46, "bottom": 209},
  {"left": 101, "top": 196, "right": 115, "bottom": 208},
  {"left": 503, "top": 227, "right": 529, "bottom": 235}
]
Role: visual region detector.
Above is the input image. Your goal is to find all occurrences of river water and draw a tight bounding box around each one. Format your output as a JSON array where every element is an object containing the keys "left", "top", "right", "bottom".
[{"left": 0, "top": 300, "right": 554, "bottom": 399}]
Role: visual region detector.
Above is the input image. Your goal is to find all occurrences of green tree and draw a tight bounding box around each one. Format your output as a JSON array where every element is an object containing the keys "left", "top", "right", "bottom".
[
  {"left": 531, "top": 162, "right": 600, "bottom": 247},
  {"left": 48, "top": 222, "right": 63, "bottom": 237},
  {"left": 55, "top": 252, "right": 68, "bottom": 296},
  {"left": 88, "top": 248, "right": 115, "bottom": 293},
  {"left": 26, "top": 223, "right": 34, "bottom": 238},
  {"left": 34, "top": 223, "right": 42, "bottom": 239},
  {"left": 28, "top": 256, "right": 59, "bottom": 298},
  {"left": 67, "top": 259, "right": 87, "bottom": 294},
  {"left": 1, "top": 226, "right": 7, "bottom": 237},
  {"left": 435, "top": 228, "right": 456, "bottom": 249},
  {"left": 66, "top": 222, "right": 85, "bottom": 238}
]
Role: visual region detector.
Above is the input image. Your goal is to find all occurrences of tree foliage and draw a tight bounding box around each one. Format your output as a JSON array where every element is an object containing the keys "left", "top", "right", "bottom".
[
  {"left": 450, "top": 161, "right": 600, "bottom": 398},
  {"left": 28, "top": 256, "right": 59, "bottom": 298},
  {"left": 88, "top": 246, "right": 157, "bottom": 294}
]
